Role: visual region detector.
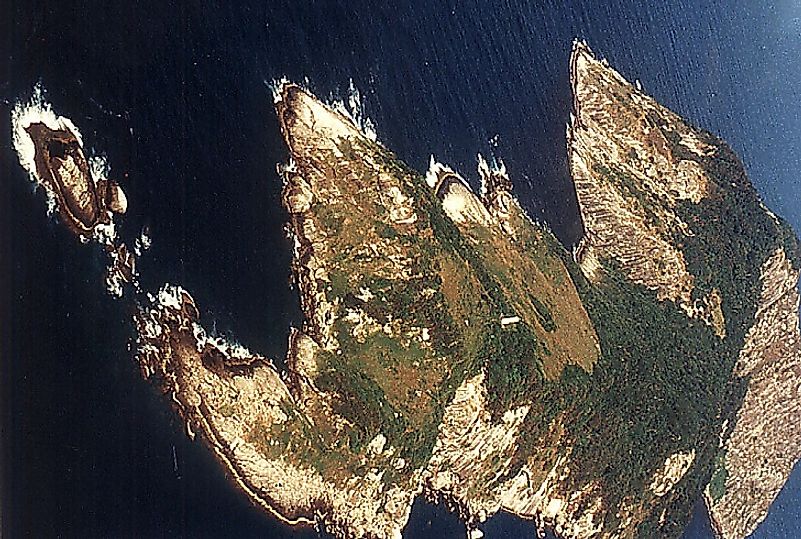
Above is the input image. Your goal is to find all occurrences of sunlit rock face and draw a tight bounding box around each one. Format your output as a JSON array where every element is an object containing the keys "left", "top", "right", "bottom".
[
  {"left": 568, "top": 40, "right": 801, "bottom": 539},
  {"left": 705, "top": 247, "right": 801, "bottom": 539},
  {"left": 570, "top": 40, "right": 725, "bottom": 337},
  {"left": 12, "top": 42, "right": 801, "bottom": 539},
  {"left": 25, "top": 123, "right": 103, "bottom": 232},
  {"left": 12, "top": 90, "right": 128, "bottom": 237},
  {"left": 12, "top": 88, "right": 136, "bottom": 296}
]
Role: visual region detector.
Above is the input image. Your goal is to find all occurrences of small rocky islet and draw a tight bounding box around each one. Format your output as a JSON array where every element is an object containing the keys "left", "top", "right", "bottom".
[{"left": 12, "top": 41, "right": 801, "bottom": 539}]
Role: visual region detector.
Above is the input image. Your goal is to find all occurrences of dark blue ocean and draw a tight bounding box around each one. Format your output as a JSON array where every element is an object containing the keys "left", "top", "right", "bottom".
[{"left": 2, "top": 1, "right": 800, "bottom": 537}]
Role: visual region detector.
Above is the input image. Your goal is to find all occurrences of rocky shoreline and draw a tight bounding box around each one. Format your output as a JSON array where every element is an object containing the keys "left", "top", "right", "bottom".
[
  {"left": 704, "top": 247, "right": 801, "bottom": 539},
  {"left": 12, "top": 41, "right": 801, "bottom": 539}
]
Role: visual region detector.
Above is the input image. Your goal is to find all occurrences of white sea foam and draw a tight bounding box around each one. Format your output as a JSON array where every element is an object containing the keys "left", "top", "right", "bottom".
[
  {"left": 425, "top": 155, "right": 460, "bottom": 189},
  {"left": 141, "top": 316, "right": 163, "bottom": 339},
  {"left": 276, "top": 157, "right": 298, "bottom": 181},
  {"left": 268, "top": 77, "right": 291, "bottom": 104},
  {"left": 88, "top": 154, "right": 110, "bottom": 186},
  {"left": 92, "top": 213, "right": 117, "bottom": 246},
  {"left": 151, "top": 283, "right": 258, "bottom": 362},
  {"left": 477, "top": 153, "right": 491, "bottom": 197},
  {"left": 191, "top": 321, "right": 255, "bottom": 360},
  {"left": 139, "top": 230, "right": 152, "bottom": 250},
  {"left": 329, "top": 79, "right": 378, "bottom": 142},
  {"left": 133, "top": 228, "right": 152, "bottom": 257},
  {"left": 476, "top": 152, "right": 507, "bottom": 178},
  {"left": 104, "top": 255, "right": 125, "bottom": 298},
  {"left": 477, "top": 152, "right": 508, "bottom": 198},
  {"left": 11, "top": 84, "right": 84, "bottom": 179},
  {"left": 11, "top": 84, "right": 84, "bottom": 216},
  {"left": 11, "top": 85, "right": 139, "bottom": 298},
  {"left": 43, "top": 189, "right": 58, "bottom": 216},
  {"left": 157, "top": 283, "right": 186, "bottom": 310}
]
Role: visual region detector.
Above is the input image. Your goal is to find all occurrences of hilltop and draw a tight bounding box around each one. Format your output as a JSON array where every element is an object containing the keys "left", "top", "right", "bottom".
[{"left": 11, "top": 41, "right": 801, "bottom": 539}]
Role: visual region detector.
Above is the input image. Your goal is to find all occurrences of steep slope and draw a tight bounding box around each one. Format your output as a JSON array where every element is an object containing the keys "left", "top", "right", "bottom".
[
  {"left": 570, "top": 41, "right": 725, "bottom": 335},
  {"left": 705, "top": 246, "right": 801, "bottom": 538},
  {"left": 568, "top": 40, "right": 801, "bottom": 538},
  {"left": 11, "top": 42, "right": 801, "bottom": 539},
  {"left": 135, "top": 83, "right": 600, "bottom": 538}
]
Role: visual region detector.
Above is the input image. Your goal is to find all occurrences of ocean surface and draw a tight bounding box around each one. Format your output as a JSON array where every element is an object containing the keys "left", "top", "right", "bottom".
[{"left": 2, "top": 1, "right": 801, "bottom": 537}]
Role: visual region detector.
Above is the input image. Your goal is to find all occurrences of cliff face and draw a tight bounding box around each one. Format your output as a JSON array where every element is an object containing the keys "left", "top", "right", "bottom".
[
  {"left": 568, "top": 41, "right": 801, "bottom": 538},
  {"left": 570, "top": 42, "right": 725, "bottom": 336},
  {"left": 13, "top": 41, "right": 801, "bottom": 539},
  {"left": 705, "top": 247, "right": 801, "bottom": 538},
  {"left": 134, "top": 285, "right": 419, "bottom": 539}
]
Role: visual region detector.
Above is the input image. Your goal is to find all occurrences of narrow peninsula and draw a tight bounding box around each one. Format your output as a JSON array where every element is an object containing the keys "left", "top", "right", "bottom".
[{"left": 12, "top": 41, "right": 801, "bottom": 539}]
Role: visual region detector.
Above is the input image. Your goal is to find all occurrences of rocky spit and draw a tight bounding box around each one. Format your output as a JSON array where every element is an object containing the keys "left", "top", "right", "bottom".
[{"left": 12, "top": 41, "right": 801, "bottom": 539}]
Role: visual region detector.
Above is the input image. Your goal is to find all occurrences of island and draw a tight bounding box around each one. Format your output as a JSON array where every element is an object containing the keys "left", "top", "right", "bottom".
[{"left": 11, "top": 41, "right": 801, "bottom": 539}]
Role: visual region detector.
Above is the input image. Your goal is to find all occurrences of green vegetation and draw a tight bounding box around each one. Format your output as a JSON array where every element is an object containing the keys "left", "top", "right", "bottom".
[
  {"left": 311, "top": 139, "right": 557, "bottom": 469},
  {"left": 375, "top": 220, "right": 398, "bottom": 239},
  {"left": 259, "top": 83, "right": 801, "bottom": 538},
  {"left": 531, "top": 297, "right": 556, "bottom": 332},
  {"left": 369, "top": 140, "right": 549, "bottom": 410},
  {"left": 316, "top": 350, "right": 407, "bottom": 454},
  {"left": 479, "top": 321, "right": 544, "bottom": 413},
  {"left": 778, "top": 215, "right": 801, "bottom": 271},
  {"left": 508, "top": 127, "right": 798, "bottom": 536},
  {"left": 508, "top": 260, "right": 750, "bottom": 536},
  {"left": 218, "top": 403, "right": 235, "bottom": 417},
  {"left": 247, "top": 400, "right": 347, "bottom": 478},
  {"left": 315, "top": 203, "right": 345, "bottom": 234},
  {"left": 308, "top": 141, "right": 481, "bottom": 469},
  {"left": 306, "top": 117, "right": 798, "bottom": 535},
  {"left": 668, "top": 133, "right": 799, "bottom": 342},
  {"left": 708, "top": 451, "right": 728, "bottom": 502}
]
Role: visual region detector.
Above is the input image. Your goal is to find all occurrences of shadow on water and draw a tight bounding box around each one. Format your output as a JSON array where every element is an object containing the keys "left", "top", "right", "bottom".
[
  {"left": 4, "top": 0, "right": 801, "bottom": 537},
  {"left": 403, "top": 497, "right": 466, "bottom": 539},
  {"left": 479, "top": 510, "right": 545, "bottom": 538},
  {"left": 749, "top": 459, "right": 801, "bottom": 539},
  {"left": 402, "top": 499, "right": 565, "bottom": 539},
  {"left": 681, "top": 499, "right": 716, "bottom": 539}
]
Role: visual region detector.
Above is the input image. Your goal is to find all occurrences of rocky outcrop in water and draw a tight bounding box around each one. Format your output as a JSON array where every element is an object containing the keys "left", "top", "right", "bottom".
[{"left": 12, "top": 41, "right": 801, "bottom": 539}]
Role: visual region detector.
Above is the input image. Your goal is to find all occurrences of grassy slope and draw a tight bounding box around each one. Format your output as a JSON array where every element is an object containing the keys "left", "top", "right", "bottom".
[
  {"left": 276, "top": 91, "right": 800, "bottom": 537},
  {"left": 309, "top": 138, "right": 596, "bottom": 475}
]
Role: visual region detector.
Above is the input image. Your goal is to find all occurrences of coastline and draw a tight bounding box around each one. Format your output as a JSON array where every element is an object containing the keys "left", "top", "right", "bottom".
[{"left": 9, "top": 42, "right": 801, "bottom": 539}]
